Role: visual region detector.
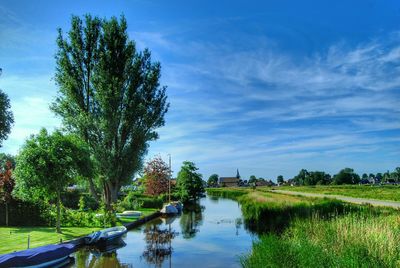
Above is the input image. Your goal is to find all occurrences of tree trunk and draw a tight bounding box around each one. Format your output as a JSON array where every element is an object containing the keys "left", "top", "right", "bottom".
[
  {"left": 56, "top": 191, "right": 61, "bottom": 233},
  {"left": 103, "top": 181, "right": 119, "bottom": 211},
  {"left": 5, "top": 202, "right": 8, "bottom": 227},
  {"left": 88, "top": 177, "right": 100, "bottom": 203}
]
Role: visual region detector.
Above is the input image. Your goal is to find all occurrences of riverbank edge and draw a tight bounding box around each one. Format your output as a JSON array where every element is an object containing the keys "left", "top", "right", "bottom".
[
  {"left": 65, "top": 210, "right": 162, "bottom": 247},
  {"left": 0, "top": 210, "right": 162, "bottom": 257}
]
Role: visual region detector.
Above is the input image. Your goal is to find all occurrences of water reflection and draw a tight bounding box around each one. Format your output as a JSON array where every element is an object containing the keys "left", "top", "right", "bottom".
[
  {"left": 142, "top": 217, "right": 178, "bottom": 267},
  {"left": 71, "top": 196, "right": 254, "bottom": 268},
  {"left": 179, "top": 202, "right": 204, "bottom": 239},
  {"left": 74, "top": 240, "right": 130, "bottom": 268}
]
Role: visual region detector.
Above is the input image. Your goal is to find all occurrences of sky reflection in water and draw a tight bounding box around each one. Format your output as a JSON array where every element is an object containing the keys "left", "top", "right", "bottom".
[{"left": 70, "top": 195, "right": 256, "bottom": 268}]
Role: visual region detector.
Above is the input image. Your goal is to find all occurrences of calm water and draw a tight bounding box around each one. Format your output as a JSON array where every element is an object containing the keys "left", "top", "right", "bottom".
[{"left": 69, "top": 195, "right": 257, "bottom": 267}]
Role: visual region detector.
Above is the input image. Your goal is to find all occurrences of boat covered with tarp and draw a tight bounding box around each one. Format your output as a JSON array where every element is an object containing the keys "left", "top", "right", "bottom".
[
  {"left": 0, "top": 243, "right": 76, "bottom": 268},
  {"left": 84, "top": 226, "right": 127, "bottom": 246}
]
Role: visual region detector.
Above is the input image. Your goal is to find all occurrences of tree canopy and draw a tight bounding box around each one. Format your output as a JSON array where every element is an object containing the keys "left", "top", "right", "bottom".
[
  {"left": 144, "top": 156, "right": 170, "bottom": 196},
  {"left": 176, "top": 161, "right": 205, "bottom": 202},
  {"left": 13, "top": 129, "right": 91, "bottom": 232},
  {"left": 52, "top": 14, "right": 169, "bottom": 208},
  {"left": 207, "top": 174, "right": 219, "bottom": 187},
  {"left": 0, "top": 89, "right": 14, "bottom": 147},
  {"left": 333, "top": 168, "right": 360, "bottom": 185}
]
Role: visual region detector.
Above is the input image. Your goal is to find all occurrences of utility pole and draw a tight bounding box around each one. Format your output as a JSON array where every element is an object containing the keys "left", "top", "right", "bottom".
[{"left": 168, "top": 154, "right": 171, "bottom": 203}]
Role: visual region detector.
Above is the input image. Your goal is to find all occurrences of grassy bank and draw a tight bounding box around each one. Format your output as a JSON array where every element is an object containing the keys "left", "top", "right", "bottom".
[
  {"left": 207, "top": 188, "right": 400, "bottom": 267},
  {"left": 271, "top": 185, "right": 400, "bottom": 201},
  {"left": 241, "top": 212, "right": 400, "bottom": 268},
  {"left": 0, "top": 227, "right": 100, "bottom": 255},
  {"left": 0, "top": 208, "right": 158, "bottom": 255},
  {"left": 208, "top": 188, "right": 355, "bottom": 233}
]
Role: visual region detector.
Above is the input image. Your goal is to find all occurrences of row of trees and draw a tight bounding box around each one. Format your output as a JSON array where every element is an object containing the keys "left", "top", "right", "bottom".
[{"left": 278, "top": 167, "right": 400, "bottom": 186}]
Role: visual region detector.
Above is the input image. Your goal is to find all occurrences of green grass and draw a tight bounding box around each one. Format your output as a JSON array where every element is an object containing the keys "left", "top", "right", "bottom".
[
  {"left": 0, "top": 226, "right": 100, "bottom": 255},
  {"left": 241, "top": 212, "right": 400, "bottom": 268},
  {"left": 272, "top": 185, "right": 400, "bottom": 201},
  {"left": 0, "top": 208, "right": 159, "bottom": 255},
  {"left": 208, "top": 187, "right": 400, "bottom": 267}
]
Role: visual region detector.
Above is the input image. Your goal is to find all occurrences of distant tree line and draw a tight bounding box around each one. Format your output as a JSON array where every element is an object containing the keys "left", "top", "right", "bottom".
[
  {"left": 278, "top": 167, "right": 400, "bottom": 186},
  {"left": 205, "top": 166, "right": 400, "bottom": 188}
]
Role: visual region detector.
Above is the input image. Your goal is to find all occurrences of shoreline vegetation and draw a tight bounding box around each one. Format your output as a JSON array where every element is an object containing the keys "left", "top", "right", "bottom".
[{"left": 206, "top": 187, "right": 400, "bottom": 268}]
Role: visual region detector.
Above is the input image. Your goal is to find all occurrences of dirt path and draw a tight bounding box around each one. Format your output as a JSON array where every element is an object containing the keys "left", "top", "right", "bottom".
[{"left": 270, "top": 189, "right": 400, "bottom": 209}]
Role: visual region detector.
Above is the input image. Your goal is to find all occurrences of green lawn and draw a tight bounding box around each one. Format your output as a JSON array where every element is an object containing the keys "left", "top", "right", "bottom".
[
  {"left": 0, "top": 208, "right": 159, "bottom": 255},
  {"left": 0, "top": 226, "right": 100, "bottom": 255},
  {"left": 270, "top": 185, "right": 400, "bottom": 201}
]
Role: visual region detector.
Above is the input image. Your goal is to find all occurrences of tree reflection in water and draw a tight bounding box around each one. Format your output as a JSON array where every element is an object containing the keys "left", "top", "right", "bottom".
[
  {"left": 179, "top": 202, "right": 204, "bottom": 239},
  {"left": 73, "top": 240, "right": 130, "bottom": 268},
  {"left": 142, "top": 220, "right": 178, "bottom": 267}
]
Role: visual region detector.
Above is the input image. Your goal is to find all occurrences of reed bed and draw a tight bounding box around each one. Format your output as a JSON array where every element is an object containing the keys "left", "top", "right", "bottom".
[
  {"left": 207, "top": 187, "right": 400, "bottom": 267},
  {"left": 241, "top": 212, "right": 400, "bottom": 268}
]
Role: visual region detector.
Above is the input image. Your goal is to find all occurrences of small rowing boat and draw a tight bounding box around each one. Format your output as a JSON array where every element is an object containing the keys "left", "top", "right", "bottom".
[
  {"left": 116, "top": 210, "right": 142, "bottom": 218},
  {"left": 84, "top": 226, "right": 127, "bottom": 246}
]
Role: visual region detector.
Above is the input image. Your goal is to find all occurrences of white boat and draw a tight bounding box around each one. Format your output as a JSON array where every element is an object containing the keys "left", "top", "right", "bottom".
[
  {"left": 116, "top": 210, "right": 142, "bottom": 218},
  {"left": 85, "top": 226, "right": 127, "bottom": 246}
]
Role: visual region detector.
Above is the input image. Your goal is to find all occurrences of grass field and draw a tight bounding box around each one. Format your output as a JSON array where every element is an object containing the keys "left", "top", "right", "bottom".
[
  {"left": 207, "top": 187, "right": 400, "bottom": 267},
  {"left": 270, "top": 185, "right": 400, "bottom": 201},
  {"left": 0, "top": 227, "right": 100, "bottom": 255}
]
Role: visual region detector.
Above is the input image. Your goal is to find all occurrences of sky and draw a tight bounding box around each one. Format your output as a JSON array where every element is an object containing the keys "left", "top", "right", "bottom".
[{"left": 0, "top": 0, "right": 400, "bottom": 180}]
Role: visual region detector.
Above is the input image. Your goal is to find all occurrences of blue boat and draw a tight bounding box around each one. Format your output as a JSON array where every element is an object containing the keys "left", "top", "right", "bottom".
[
  {"left": 84, "top": 226, "right": 127, "bottom": 246},
  {"left": 0, "top": 243, "right": 76, "bottom": 268}
]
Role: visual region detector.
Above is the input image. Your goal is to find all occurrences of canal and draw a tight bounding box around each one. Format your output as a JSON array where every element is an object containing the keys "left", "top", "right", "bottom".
[{"left": 70, "top": 195, "right": 257, "bottom": 267}]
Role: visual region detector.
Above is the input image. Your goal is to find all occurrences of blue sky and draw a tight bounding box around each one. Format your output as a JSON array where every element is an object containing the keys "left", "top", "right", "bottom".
[{"left": 1, "top": 0, "right": 400, "bottom": 180}]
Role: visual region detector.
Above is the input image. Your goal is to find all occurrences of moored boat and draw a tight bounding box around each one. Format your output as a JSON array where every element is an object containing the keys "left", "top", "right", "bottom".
[
  {"left": 84, "top": 226, "right": 127, "bottom": 246},
  {"left": 160, "top": 203, "right": 179, "bottom": 215},
  {"left": 116, "top": 210, "right": 142, "bottom": 218},
  {"left": 0, "top": 243, "right": 76, "bottom": 268}
]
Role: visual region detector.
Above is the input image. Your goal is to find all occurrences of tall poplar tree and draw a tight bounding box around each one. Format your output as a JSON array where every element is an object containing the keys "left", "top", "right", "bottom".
[{"left": 53, "top": 15, "right": 168, "bottom": 209}]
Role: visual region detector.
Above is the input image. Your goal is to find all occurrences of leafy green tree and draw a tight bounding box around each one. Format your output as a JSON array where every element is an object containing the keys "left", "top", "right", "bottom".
[
  {"left": 13, "top": 129, "right": 91, "bottom": 233},
  {"left": 293, "top": 169, "right": 309, "bottom": 185},
  {"left": 0, "top": 88, "right": 14, "bottom": 147},
  {"left": 176, "top": 161, "right": 205, "bottom": 202},
  {"left": 249, "top": 175, "right": 257, "bottom": 184},
  {"left": 207, "top": 174, "right": 219, "bottom": 187},
  {"left": 52, "top": 15, "right": 169, "bottom": 209},
  {"left": 277, "top": 175, "right": 284, "bottom": 185},
  {"left": 333, "top": 168, "right": 360, "bottom": 185}
]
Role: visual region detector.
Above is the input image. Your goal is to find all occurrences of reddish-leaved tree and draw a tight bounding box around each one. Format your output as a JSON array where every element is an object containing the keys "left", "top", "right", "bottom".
[
  {"left": 144, "top": 156, "right": 170, "bottom": 196},
  {"left": 0, "top": 161, "right": 14, "bottom": 226}
]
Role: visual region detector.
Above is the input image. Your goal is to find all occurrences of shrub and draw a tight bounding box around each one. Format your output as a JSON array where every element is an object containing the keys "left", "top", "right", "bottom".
[
  {"left": 0, "top": 199, "right": 52, "bottom": 226},
  {"left": 116, "top": 191, "right": 164, "bottom": 212}
]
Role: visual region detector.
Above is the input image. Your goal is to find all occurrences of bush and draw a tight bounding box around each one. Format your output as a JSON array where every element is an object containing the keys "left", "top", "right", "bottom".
[
  {"left": 0, "top": 199, "right": 52, "bottom": 226},
  {"left": 61, "top": 191, "right": 98, "bottom": 210},
  {"left": 116, "top": 191, "right": 164, "bottom": 212}
]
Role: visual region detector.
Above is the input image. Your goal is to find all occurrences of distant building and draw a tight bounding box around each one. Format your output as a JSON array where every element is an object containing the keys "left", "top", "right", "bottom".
[{"left": 219, "top": 169, "right": 241, "bottom": 187}]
